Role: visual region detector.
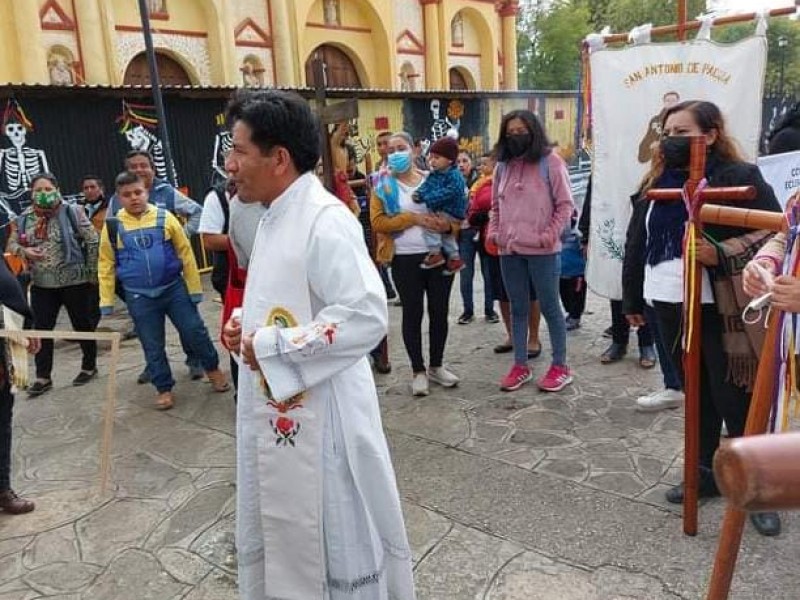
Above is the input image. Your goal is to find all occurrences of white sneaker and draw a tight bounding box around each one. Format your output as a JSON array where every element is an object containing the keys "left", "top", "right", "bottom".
[
  {"left": 636, "top": 388, "right": 684, "bottom": 412},
  {"left": 428, "top": 366, "right": 460, "bottom": 388},
  {"left": 411, "top": 373, "right": 429, "bottom": 396}
]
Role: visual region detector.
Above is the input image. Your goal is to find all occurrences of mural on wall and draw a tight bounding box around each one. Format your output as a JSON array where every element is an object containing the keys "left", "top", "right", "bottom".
[
  {"left": 403, "top": 98, "right": 486, "bottom": 159},
  {"left": 0, "top": 99, "right": 50, "bottom": 215},
  {"left": 211, "top": 112, "right": 232, "bottom": 187},
  {"left": 117, "top": 101, "right": 177, "bottom": 183}
]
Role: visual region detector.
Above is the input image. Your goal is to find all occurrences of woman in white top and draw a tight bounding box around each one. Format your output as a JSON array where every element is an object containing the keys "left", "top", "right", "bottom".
[{"left": 371, "top": 132, "right": 460, "bottom": 396}]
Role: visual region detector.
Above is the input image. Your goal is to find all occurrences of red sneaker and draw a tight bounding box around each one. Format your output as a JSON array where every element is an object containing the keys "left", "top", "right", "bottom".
[
  {"left": 500, "top": 364, "right": 532, "bottom": 392},
  {"left": 537, "top": 365, "right": 573, "bottom": 392},
  {"left": 420, "top": 252, "right": 446, "bottom": 270}
]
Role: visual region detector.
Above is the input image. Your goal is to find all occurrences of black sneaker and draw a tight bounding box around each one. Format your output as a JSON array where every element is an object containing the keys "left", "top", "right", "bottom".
[
  {"left": 189, "top": 365, "right": 205, "bottom": 381},
  {"left": 137, "top": 369, "right": 151, "bottom": 385},
  {"left": 72, "top": 369, "right": 98, "bottom": 386},
  {"left": 457, "top": 313, "right": 474, "bottom": 325},
  {"left": 602, "top": 326, "right": 613, "bottom": 338},
  {"left": 485, "top": 312, "right": 500, "bottom": 324},
  {"left": 665, "top": 468, "right": 720, "bottom": 504},
  {"left": 28, "top": 379, "right": 53, "bottom": 397}
]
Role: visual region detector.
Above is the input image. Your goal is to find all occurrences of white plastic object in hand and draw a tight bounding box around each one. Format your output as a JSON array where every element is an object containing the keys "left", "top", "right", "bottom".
[
  {"left": 742, "top": 293, "right": 772, "bottom": 326},
  {"left": 752, "top": 260, "right": 775, "bottom": 290}
]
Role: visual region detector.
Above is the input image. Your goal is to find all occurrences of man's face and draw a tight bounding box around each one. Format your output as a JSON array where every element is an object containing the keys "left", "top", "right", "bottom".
[
  {"left": 117, "top": 182, "right": 149, "bottom": 216},
  {"left": 225, "top": 120, "right": 280, "bottom": 204},
  {"left": 663, "top": 94, "right": 680, "bottom": 110},
  {"left": 457, "top": 153, "right": 472, "bottom": 176},
  {"left": 82, "top": 179, "right": 103, "bottom": 203},
  {"left": 125, "top": 155, "right": 155, "bottom": 189}
]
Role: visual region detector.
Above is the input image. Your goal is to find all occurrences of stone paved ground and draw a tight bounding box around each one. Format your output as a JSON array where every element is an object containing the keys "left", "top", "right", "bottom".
[{"left": 1, "top": 279, "right": 798, "bottom": 600}]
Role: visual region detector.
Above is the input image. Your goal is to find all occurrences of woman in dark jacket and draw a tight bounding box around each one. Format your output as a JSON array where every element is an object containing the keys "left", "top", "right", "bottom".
[
  {"left": 0, "top": 257, "right": 40, "bottom": 514},
  {"left": 622, "top": 100, "right": 782, "bottom": 537}
]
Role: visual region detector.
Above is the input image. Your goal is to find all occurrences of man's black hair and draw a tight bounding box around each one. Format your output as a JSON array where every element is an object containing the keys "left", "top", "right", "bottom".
[
  {"left": 80, "top": 174, "right": 104, "bottom": 188},
  {"left": 30, "top": 172, "right": 59, "bottom": 189},
  {"left": 226, "top": 89, "right": 320, "bottom": 174},
  {"left": 125, "top": 150, "right": 155, "bottom": 168}
]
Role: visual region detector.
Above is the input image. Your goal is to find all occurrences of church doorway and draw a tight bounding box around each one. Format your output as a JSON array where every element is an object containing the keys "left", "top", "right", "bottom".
[
  {"left": 123, "top": 52, "right": 193, "bottom": 86},
  {"left": 305, "top": 45, "right": 362, "bottom": 89}
]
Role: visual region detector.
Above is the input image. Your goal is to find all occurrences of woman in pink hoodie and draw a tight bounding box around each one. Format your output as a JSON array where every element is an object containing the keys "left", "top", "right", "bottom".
[{"left": 487, "top": 110, "right": 575, "bottom": 392}]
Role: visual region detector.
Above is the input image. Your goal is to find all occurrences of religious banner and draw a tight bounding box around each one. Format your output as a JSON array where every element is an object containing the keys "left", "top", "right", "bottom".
[
  {"left": 587, "top": 36, "right": 767, "bottom": 299},
  {"left": 757, "top": 150, "right": 800, "bottom": 209}
]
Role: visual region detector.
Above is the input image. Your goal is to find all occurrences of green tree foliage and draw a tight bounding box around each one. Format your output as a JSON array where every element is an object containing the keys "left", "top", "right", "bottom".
[{"left": 518, "top": 1, "right": 592, "bottom": 90}]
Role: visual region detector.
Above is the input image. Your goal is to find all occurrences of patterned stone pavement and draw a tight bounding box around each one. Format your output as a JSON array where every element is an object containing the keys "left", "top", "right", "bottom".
[{"left": 1, "top": 282, "right": 798, "bottom": 599}]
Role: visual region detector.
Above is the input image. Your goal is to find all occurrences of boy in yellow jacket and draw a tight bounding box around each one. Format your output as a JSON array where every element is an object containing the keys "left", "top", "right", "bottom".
[{"left": 98, "top": 171, "right": 228, "bottom": 410}]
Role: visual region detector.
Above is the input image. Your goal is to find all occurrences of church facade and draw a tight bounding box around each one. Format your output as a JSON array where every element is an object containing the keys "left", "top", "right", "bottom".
[{"left": 0, "top": 0, "right": 519, "bottom": 91}]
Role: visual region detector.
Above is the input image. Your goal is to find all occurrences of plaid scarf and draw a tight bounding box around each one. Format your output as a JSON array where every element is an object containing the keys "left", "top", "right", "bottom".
[{"left": 711, "top": 229, "right": 773, "bottom": 390}]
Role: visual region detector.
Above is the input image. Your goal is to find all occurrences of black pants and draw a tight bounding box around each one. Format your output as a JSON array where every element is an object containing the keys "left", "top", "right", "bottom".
[
  {"left": 31, "top": 283, "right": 97, "bottom": 379},
  {"left": 559, "top": 276, "right": 586, "bottom": 319},
  {"left": 610, "top": 299, "right": 653, "bottom": 347},
  {"left": 0, "top": 379, "right": 12, "bottom": 490},
  {"left": 392, "top": 253, "right": 454, "bottom": 373},
  {"left": 652, "top": 301, "right": 751, "bottom": 468}
]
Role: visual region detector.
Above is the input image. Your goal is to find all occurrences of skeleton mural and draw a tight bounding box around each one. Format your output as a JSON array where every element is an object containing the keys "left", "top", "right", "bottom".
[
  {"left": 0, "top": 99, "right": 50, "bottom": 215},
  {"left": 429, "top": 99, "right": 460, "bottom": 142},
  {"left": 211, "top": 113, "right": 232, "bottom": 187},
  {"left": 118, "top": 101, "right": 177, "bottom": 183}
]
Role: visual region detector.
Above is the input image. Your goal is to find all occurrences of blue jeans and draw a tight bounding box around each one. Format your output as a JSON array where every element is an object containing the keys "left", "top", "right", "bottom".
[
  {"left": 643, "top": 304, "right": 682, "bottom": 391},
  {"left": 459, "top": 228, "right": 493, "bottom": 316},
  {"left": 422, "top": 230, "right": 459, "bottom": 257},
  {"left": 501, "top": 253, "right": 566, "bottom": 367},
  {"left": 126, "top": 280, "right": 220, "bottom": 393}
]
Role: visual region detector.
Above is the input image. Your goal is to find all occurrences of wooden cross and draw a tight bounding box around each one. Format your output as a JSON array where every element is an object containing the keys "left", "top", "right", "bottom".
[
  {"left": 645, "top": 136, "right": 757, "bottom": 537},
  {"left": 310, "top": 58, "right": 359, "bottom": 193},
  {"left": 695, "top": 204, "right": 788, "bottom": 600}
]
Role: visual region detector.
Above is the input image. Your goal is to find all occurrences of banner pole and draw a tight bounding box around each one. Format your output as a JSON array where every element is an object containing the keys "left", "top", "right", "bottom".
[{"left": 678, "top": 0, "right": 687, "bottom": 42}]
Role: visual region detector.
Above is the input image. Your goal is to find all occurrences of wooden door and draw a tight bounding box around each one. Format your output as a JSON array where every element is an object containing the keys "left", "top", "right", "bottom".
[
  {"left": 124, "top": 52, "right": 192, "bottom": 86},
  {"left": 449, "top": 68, "right": 469, "bottom": 91},
  {"left": 305, "top": 45, "right": 362, "bottom": 89}
]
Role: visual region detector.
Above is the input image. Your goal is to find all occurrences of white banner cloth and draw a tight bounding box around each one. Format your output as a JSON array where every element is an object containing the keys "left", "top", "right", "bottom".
[{"left": 757, "top": 150, "right": 800, "bottom": 209}]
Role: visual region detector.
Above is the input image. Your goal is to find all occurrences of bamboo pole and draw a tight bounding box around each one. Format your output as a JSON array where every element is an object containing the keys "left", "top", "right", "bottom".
[
  {"left": 600, "top": 5, "right": 797, "bottom": 45},
  {"left": 699, "top": 205, "right": 787, "bottom": 233},
  {"left": 0, "top": 328, "right": 122, "bottom": 495},
  {"left": 706, "top": 308, "right": 783, "bottom": 599},
  {"left": 678, "top": 0, "right": 688, "bottom": 42}
]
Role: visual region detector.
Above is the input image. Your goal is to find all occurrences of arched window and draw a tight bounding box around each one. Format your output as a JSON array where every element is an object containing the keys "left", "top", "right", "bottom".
[
  {"left": 47, "top": 46, "right": 75, "bottom": 86},
  {"left": 399, "top": 63, "right": 417, "bottom": 92},
  {"left": 241, "top": 55, "right": 265, "bottom": 88},
  {"left": 451, "top": 12, "right": 464, "bottom": 47},
  {"left": 448, "top": 67, "right": 469, "bottom": 91}
]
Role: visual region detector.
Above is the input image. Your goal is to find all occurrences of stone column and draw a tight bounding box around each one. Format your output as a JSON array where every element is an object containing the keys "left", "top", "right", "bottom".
[
  {"left": 498, "top": 1, "right": 519, "bottom": 91},
  {"left": 74, "top": 0, "right": 113, "bottom": 84},
  {"left": 421, "top": 0, "right": 443, "bottom": 90},
  {"left": 270, "top": 0, "right": 298, "bottom": 86},
  {"left": 12, "top": 1, "right": 48, "bottom": 83}
]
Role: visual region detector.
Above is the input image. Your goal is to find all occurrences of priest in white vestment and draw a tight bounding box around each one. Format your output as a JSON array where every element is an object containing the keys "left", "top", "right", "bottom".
[{"left": 222, "top": 89, "right": 416, "bottom": 600}]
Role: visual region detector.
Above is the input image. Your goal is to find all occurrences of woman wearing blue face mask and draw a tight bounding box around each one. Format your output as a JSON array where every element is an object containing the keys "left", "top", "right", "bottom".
[{"left": 371, "top": 132, "right": 460, "bottom": 397}]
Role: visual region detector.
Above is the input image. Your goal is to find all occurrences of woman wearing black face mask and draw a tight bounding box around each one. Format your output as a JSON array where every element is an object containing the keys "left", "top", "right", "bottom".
[{"left": 621, "top": 100, "right": 783, "bottom": 537}]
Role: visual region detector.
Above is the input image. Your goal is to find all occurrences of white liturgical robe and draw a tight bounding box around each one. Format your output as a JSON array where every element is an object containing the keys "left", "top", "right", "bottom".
[{"left": 236, "top": 173, "right": 416, "bottom": 600}]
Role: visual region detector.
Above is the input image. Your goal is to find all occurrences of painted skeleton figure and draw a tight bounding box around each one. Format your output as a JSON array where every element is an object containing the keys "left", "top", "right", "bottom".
[
  {"left": 211, "top": 129, "right": 233, "bottom": 186},
  {"left": 429, "top": 99, "right": 459, "bottom": 141},
  {"left": 0, "top": 120, "right": 50, "bottom": 213},
  {"left": 124, "top": 124, "right": 176, "bottom": 183}
]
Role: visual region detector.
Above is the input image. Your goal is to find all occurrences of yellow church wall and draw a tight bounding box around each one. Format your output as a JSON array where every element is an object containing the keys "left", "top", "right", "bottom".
[
  {"left": 0, "top": 14, "right": 21, "bottom": 82},
  {"left": 295, "top": 0, "right": 395, "bottom": 89},
  {"left": 443, "top": 2, "right": 499, "bottom": 90},
  {"left": 111, "top": 0, "right": 207, "bottom": 32},
  {"left": 487, "top": 97, "right": 530, "bottom": 145}
]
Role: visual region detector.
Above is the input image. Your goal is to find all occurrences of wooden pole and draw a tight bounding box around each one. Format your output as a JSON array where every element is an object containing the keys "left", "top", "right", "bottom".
[
  {"left": 677, "top": 0, "right": 688, "bottom": 42},
  {"left": 600, "top": 6, "right": 796, "bottom": 45},
  {"left": 681, "top": 135, "right": 707, "bottom": 536},
  {"left": 706, "top": 308, "right": 783, "bottom": 599},
  {"left": 715, "top": 432, "right": 800, "bottom": 512}
]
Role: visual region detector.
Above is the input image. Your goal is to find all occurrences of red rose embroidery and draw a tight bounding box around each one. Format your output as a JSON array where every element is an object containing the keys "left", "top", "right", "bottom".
[{"left": 275, "top": 416, "right": 294, "bottom": 436}]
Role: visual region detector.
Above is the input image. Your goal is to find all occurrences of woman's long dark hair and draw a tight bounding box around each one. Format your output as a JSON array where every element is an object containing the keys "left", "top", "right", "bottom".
[
  {"left": 640, "top": 100, "right": 743, "bottom": 192},
  {"left": 493, "top": 109, "right": 551, "bottom": 163}
]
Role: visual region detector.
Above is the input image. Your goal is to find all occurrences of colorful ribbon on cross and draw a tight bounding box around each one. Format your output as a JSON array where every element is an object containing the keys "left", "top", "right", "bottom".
[{"left": 681, "top": 178, "right": 708, "bottom": 353}]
